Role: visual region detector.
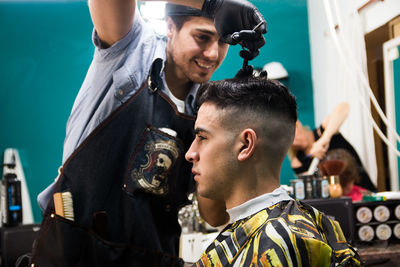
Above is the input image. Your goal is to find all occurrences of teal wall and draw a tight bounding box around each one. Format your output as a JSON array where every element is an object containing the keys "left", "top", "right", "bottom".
[
  {"left": 213, "top": 0, "right": 314, "bottom": 185},
  {"left": 0, "top": 1, "right": 94, "bottom": 222},
  {"left": 0, "top": 0, "right": 313, "bottom": 222}
]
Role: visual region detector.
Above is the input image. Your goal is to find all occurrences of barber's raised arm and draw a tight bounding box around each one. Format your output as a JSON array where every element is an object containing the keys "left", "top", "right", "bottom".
[
  {"left": 88, "top": 0, "right": 204, "bottom": 47},
  {"left": 88, "top": 0, "right": 137, "bottom": 47},
  {"left": 197, "top": 194, "right": 229, "bottom": 227}
]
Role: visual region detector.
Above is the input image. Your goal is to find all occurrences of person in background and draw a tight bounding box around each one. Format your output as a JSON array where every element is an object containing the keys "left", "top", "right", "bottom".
[
  {"left": 31, "top": 0, "right": 266, "bottom": 266},
  {"left": 323, "top": 149, "right": 369, "bottom": 201},
  {"left": 185, "top": 75, "right": 362, "bottom": 266},
  {"left": 289, "top": 102, "right": 376, "bottom": 192}
]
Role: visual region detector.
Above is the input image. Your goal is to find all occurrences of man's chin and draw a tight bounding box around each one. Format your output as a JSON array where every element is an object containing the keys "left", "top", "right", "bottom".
[
  {"left": 197, "top": 190, "right": 218, "bottom": 201},
  {"left": 189, "top": 73, "right": 213, "bottom": 84}
]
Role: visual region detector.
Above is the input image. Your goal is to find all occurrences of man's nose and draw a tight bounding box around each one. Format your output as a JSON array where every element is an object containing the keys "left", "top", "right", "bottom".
[
  {"left": 203, "top": 41, "right": 219, "bottom": 61},
  {"left": 185, "top": 147, "right": 199, "bottom": 162}
]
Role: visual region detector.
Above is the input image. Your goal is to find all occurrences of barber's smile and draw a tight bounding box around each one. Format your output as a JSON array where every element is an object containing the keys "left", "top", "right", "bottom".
[{"left": 194, "top": 59, "right": 215, "bottom": 71}]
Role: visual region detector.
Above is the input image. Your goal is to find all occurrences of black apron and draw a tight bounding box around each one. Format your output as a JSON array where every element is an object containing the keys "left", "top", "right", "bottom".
[{"left": 30, "top": 73, "right": 195, "bottom": 266}]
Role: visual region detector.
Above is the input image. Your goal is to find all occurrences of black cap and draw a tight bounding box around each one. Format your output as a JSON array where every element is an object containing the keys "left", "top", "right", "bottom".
[{"left": 165, "top": 3, "right": 212, "bottom": 19}]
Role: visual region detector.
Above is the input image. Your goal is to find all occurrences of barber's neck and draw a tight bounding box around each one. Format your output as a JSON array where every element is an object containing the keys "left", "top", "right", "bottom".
[{"left": 164, "top": 60, "right": 194, "bottom": 101}]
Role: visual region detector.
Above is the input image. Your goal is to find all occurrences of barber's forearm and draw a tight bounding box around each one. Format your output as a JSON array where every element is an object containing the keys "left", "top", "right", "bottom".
[{"left": 89, "top": 0, "right": 136, "bottom": 47}]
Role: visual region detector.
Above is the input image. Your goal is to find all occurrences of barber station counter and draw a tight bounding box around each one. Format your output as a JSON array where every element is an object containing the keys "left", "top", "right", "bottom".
[
  {"left": 304, "top": 197, "right": 400, "bottom": 266},
  {"left": 357, "top": 243, "right": 400, "bottom": 266}
]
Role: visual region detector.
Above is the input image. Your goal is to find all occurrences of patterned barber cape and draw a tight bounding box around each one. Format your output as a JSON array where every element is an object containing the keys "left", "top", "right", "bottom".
[{"left": 194, "top": 200, "right": 362, "bottom": 267}]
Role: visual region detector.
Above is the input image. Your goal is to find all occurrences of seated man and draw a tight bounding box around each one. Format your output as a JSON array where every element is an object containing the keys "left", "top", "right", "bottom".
[{"left": 185, "top": 76, "right": 362, "bottom": 266}]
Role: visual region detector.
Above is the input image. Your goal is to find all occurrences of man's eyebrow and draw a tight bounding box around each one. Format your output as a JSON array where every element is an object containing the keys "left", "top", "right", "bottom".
[
  {"left": 194, "top": 28, "right": 217, "bottom": 36},
  {"left": 194, "top": 127, "right": 209, "bottom": 135}
]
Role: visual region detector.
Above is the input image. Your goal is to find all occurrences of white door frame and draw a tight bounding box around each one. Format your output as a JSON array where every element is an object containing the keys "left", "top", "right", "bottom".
[{"left": 383, "top": 36, "right": 400, "bottom": 191}]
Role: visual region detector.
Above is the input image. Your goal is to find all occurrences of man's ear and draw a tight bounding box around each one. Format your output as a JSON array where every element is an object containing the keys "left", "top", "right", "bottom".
[
  {"left": 166, "top": 17, "right": 175, "bottom": 39},
  {"left": 237, "top": 129, "right": 257, "bottom": 161}
]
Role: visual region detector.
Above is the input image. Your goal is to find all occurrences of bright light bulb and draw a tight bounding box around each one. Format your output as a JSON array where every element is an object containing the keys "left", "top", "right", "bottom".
[
  {"left": 140, "top": 2, "right": 166, "bottom": 20},
  {"left": 139, "top": 1, "right": 167, "bottom": 36}
]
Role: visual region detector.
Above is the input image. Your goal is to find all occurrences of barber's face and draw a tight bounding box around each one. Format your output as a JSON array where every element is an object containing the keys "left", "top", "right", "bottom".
[
  {"left": 185, "top": 102, "right": 236, "bottom": 200},
  {"left": 166, "top": 16, "right": 229, "bottom": 84}
]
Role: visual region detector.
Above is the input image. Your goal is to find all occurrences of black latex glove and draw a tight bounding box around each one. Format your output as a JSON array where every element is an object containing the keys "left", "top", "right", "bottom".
[
  {"left": 201, "top": 0, "right": 267, "bottom": 59},
  {"left": 234, "top": 64, "right": 268, "bottom": 78},
  {"left": 232, "top": 30, "right": 265, "bottom": 60},
  {"left": 234, "top": 64, "right": 254, "bottom": 79}
]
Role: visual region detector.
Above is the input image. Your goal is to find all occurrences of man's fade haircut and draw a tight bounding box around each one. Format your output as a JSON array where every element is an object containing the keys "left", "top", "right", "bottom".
[
  {"left": 196, "top": 76, "right": 297, "bottom": 124},
  {"left": 197, "top": 76, "right": 297, "bottom": 162}
]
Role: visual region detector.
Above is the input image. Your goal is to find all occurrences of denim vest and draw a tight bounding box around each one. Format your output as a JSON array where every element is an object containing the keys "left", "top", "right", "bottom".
[{"left": 31, "top": 72, "right": 195, "bottom": 266}]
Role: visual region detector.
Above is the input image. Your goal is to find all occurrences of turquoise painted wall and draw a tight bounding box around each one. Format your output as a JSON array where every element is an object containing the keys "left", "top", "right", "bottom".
[
  {"left": 213, "top": 0, "right": 314, "bottom": 185},
  {"left": 0, "top": 0, "right": 313, "bottom": 222},
  {"left": 0, "top": 1, "right": 94, "bottom": 222}
]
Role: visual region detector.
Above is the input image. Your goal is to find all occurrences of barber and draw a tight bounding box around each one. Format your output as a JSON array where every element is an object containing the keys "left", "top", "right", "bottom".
[{"left": 31, "top": 0, "right": 266, "bottom": 266}]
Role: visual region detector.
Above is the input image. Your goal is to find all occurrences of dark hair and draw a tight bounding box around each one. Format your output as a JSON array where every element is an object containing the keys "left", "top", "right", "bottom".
[
  {"left": 168, "top": 15, "right": 191, "bottom": 31},
  {"left": 165, "top": 3, "right": 210, "bottom": 31},
  {"left": 196, "top": 76, "right": 297, "bottom": 123}
]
